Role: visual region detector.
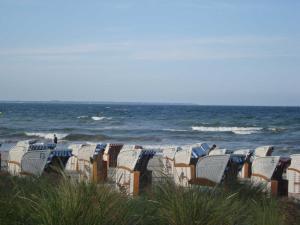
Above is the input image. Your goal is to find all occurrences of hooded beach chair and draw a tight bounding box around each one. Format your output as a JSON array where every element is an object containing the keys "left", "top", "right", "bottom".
[
  {"left": 103, "top": 143, "right": 124, "bottom": 182},
  {"left": 21, "top": 146, "right": 72, "bottom": 177},
  {"left": 74, "top": 143, "right": 107, "bottom": 183},
  {"left": 115, "top": 145, "right": 155, "bottom": 195},
  {"left": 192, "top": 154, "right": 231, "bottom": 186},
  {"left": 287, "top": 154, "right": 300, "bottom": 200},
  {"left": 161, "top": 146, "right": 180, "bottom": 177},
  {"left": 173, "top": 143, "right": 210, "bottom": 187},
  {"left": 65, "top": 144, "right": 84, "bottom": 171},
  {"left": 7, "top": 140, "right": 38, "bottom": 176},
  {"left": 251, "top": 156, "right": 290, "bottom": 196}
]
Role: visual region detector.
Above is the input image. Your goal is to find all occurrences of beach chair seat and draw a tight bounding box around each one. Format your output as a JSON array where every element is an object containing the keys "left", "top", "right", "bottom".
[{"left": 147, "top": 153, "right": 166, "bottom": 184}]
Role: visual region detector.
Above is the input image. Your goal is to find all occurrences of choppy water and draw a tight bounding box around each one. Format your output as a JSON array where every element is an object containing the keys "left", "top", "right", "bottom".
[{"left": 0, "top": 102, "right": 300, "bottom": 155}]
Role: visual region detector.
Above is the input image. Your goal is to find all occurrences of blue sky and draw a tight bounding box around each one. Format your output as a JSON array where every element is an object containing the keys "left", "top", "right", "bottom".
[{"left": 0, "top": 0, "right": 299, "bottom": 106}]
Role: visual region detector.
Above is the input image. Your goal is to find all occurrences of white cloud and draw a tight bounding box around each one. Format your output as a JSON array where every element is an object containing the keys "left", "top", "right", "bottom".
[{"left": 0, "top": 36, "right": 297, "bottom": 61}]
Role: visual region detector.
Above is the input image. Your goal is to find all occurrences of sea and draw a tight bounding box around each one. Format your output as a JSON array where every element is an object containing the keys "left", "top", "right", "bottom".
[{"left": 0, "top": 102, "right": 300, "bottom": 156}]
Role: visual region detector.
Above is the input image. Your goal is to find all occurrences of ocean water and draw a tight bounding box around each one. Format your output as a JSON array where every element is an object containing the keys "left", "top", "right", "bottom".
[{"left": 0, "top": 102, "right": 300, "bottom": 155}]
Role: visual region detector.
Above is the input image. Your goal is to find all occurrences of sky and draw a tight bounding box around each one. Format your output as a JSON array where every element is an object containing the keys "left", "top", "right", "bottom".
[{"left": 0, "top": 0, "right": 299, "bottom": 106}]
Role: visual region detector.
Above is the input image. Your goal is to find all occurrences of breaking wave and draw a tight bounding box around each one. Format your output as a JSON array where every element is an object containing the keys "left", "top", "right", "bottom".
[
  {"left": 77, "top": 115, "right": 89, "bottom": 119},
  {"left": 77, "top": 116, "right": 112, "bottom": 121},
  {"left": 163, "top": 129, "right": 189, "bottom": 132},
  {"left": 191, "top": 126, "right": 263, "bottom": 135},
  {"left": 63, "top": 133, "right": 161, "bottom": 142},
  {"left": 92, "top": 116, "right": 112, "bottom": 121},
  {"left": 25, "top": 132, "right": 69, "bottom": 139}
]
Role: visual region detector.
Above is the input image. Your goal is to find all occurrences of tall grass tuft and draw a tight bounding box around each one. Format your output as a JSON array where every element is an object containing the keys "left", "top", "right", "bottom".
[{"left": 0, "top": 176, "right": 299, "bottom": 225}]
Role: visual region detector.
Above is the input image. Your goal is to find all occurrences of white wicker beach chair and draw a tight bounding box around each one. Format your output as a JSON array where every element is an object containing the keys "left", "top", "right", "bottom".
[
  {"left": 21, "top": 149, "right": 52, "bottom": 176},
  {"left": 65, "top": 144, "right": 84, "bottom": 171},
  {"left": 173, "top": 143, "right": 210, "bottom": 187},
  {"left": 195, "top": 155, "right": 230, "bottom": 185},
  {"left": 173, "top": 146, "right": 193, "bottom": 187},
  {"left": 287, "top": 154, "right": 300, "bottom": 200},
  {"left": 7, "top": 141, "right": 32, "bottom": 176},
  {"left": 251, "top": 156, "right": 280, "bottom": 184},
  {"left": 162, "top": 147, "right": 179, "bottom": 177},
  {"left": 251, "top": 156, "right": 285, "bottom": 196},
  {"left": 116, "top": 146, "right": 144, "bottom": 195},
  {"left": 76, "top": 143, "right": 106, "bottom": 183},
  {"left": 102, "top": 143, "right": 123, "bottom": 182}
]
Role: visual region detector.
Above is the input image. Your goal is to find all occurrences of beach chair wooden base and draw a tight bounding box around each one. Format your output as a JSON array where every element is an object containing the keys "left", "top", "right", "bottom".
[
  {"left": 271, "top": 179, "right": 288, "bottom": 196},
  {"left": 189, "top": 178, "right": 216, "bottom": 187}
]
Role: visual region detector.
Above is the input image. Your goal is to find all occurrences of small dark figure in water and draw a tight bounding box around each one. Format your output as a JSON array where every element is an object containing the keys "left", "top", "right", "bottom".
[{"left": 53, "top": 134, "right": 58, "bottom": 144}]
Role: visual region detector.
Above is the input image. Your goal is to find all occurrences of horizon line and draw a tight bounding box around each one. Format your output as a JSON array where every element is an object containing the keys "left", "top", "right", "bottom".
[{"left": 0, "top": 100, "right": 299, "bottom": 108}]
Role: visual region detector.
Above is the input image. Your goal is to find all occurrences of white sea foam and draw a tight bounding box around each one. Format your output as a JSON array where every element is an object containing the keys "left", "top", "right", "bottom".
[
  {"left": 191, "top": 126, "right": 263, "bottom": 135},
  {"left": 91, "top": 116, "right": 112, "bottom": 121},
  {"left": 268, "top": 127, "right": 284, "bottom": 132},
  {"left": 163, "top": 128, "right": 189, "bottom": 132},
  {"left": 77, "top": 115, "right": 89, "bottom": 119},
  {"left": 25, "top": 132, "right": 69, "bottom": 139}
]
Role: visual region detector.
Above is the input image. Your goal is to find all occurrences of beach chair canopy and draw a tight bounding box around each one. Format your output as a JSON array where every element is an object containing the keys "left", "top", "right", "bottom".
[
  {"left": 252, "top": 156, "right": 280, "bottom": 181},
  {"left": 29, "top": 143, "right": 56, "bottom": 151},
  {"left": 47, "top": 149, "right": 72, "bottom": 162},
  {"left": 289, "top": 154, "right": 300, "bottom": 170},
  {"left": 208, "top": 149, "right": 227, "bottom": 156},
  {"left": 196, "top": 155, "right": 230, "bottom": 184},
  {"left": 191, "top": 143, "right": 210, "bottom": 158},
  {"left": 175, "top": 143, "right": 210, "bottom": 165},
  {"left": 117, "top": 145, "right": 144, "bottom": 171},
  {"left": 16, "top": 140, "right": 37, "bottom": 148},
  {"left": 68, "top": 144, "right": 86, "bottom": 157},
  {"left": 162, "top": 147, "right": 180, "bottom": 160},
  {"left": 233, "top": 149, "right": 253, "bottom": 156},
  {"left": 77, "top": 143, "right": 106, "bottom": 162},
  {"left": 8, "top": 140, "right": 34, "bottom": 164},
  {"left": 255, "top": 146, "right": 274, "bottom": 157},
  {"left": 21, "top": 149, "right": 52, "bottom": 176}
]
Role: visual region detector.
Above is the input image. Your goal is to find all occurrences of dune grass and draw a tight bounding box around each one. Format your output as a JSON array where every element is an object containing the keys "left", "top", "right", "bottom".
[{"left": 0, "top": 176, "right": 299, "bottom": 225}]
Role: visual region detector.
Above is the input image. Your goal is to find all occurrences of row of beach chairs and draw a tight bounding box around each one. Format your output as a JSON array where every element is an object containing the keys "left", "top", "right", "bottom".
[{"left": 0, "top": 141, "right": 300, "bottom": 199}]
